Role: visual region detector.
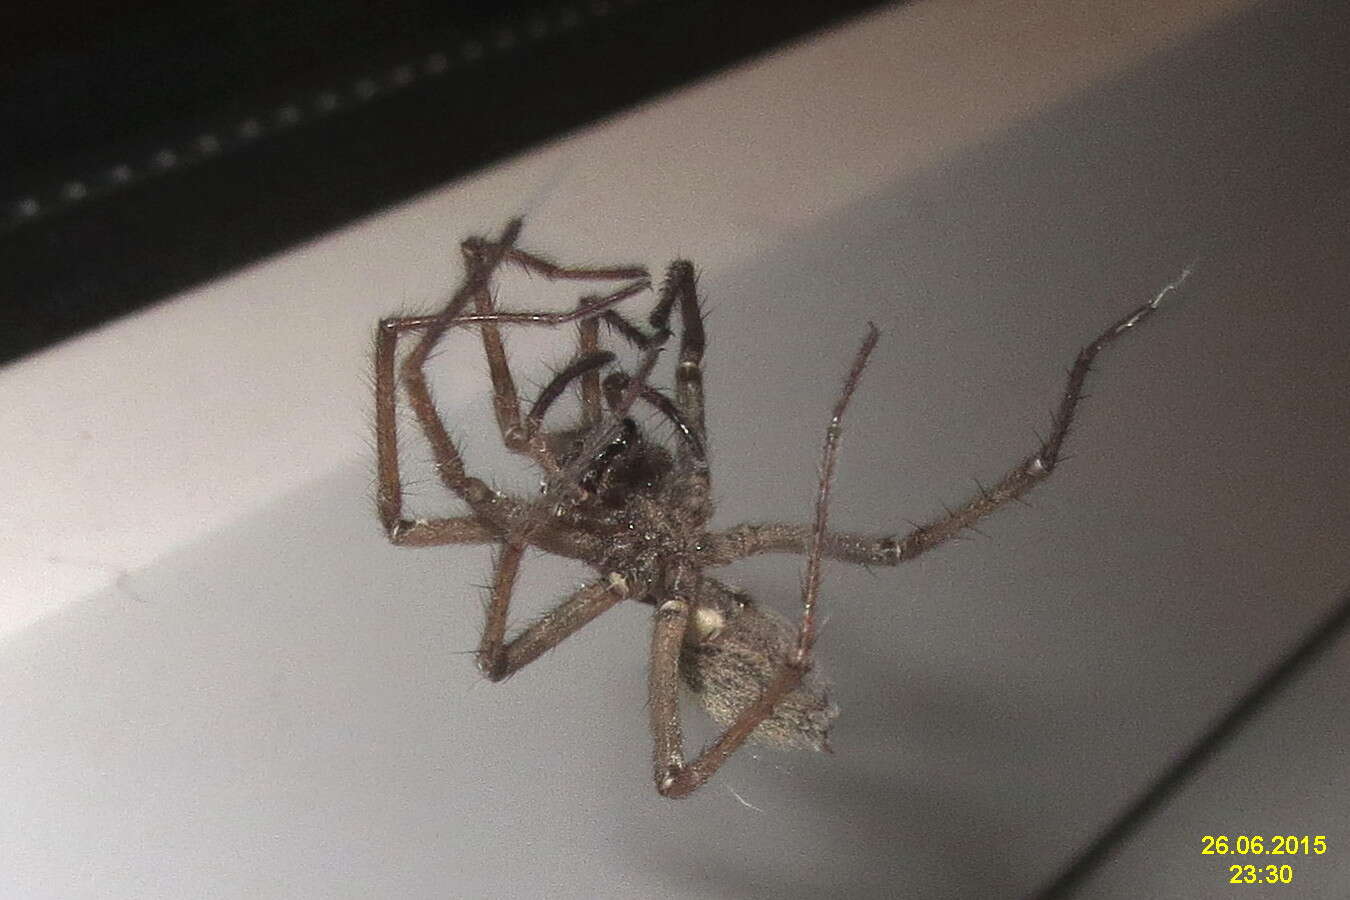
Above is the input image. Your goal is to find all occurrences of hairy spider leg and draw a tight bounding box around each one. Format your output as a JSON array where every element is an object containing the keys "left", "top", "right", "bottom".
[
  {"left": 649, "top": 325, "right": 879, "bottom": 798},
  {"left": 377, "top": 284, "right": 650, "bottom": 330},
  {"left": 648, "top": 261, "right": 707, "bottom": 448},
  {"left": 463, "top": 276, "right": 665, "bottom": 549},
  {"left": 379, "top": 222, "right": 656, "bottom": 683},
  {"left": 587, "top": 261, "right": 712, "bottom": 515},
  {"left": 456, "top": 229, "right": 651, "bottom": 475},
  {"left": 377, "top": 222, "right": 651, "bottom": 546},
  {"left": 380, "top": 220, "right": 614, "bottom": 561},
  {"left": 374, "top": 220, "right": 528, "bottom": 547},
  {"left": 383, "top": 278, "right": 651, "bottom": 460},
  {"left": 593, "top": 259, "right": 706, "bottom": 442},
  {"left": 578, "top": 316, "right": 604, "bottom": 428},
  {"left": 389, "top": 276, "right": 672, "bottom": 560},
  {"left": 476, "top": 543, "right": 634, "bottom": 681},
  {"left": 694, "top": 269, "right": 1193, "bottom": 570},
  {"left": 375, "top": 317, "right": 488, "bottom": 545}
]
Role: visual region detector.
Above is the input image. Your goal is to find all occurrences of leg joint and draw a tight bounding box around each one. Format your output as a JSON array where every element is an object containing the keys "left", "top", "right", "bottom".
[
  {"left": 655, "top": 599, "right": 688, "bottom": 621},
  {"left": 656, "top": 766, "right": 695, "bottom": 799}
]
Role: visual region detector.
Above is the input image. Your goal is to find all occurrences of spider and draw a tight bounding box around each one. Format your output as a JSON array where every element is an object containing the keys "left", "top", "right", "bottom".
[{"left": 374, "top": 219, "right": 1189, "bottom": 798}]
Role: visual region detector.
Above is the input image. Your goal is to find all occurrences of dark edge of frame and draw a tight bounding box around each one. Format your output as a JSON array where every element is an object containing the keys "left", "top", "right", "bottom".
[{"left": 0, "top": 0, "right": 892, "bottom": 365}]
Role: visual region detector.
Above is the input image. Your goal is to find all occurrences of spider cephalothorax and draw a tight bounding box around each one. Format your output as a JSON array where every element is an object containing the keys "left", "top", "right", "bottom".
[
  {"left": 549, "top": 416, "right": 669, "bottom": 508},
  {"left": 374, "top": 220, "right": 1187, "bottom": 797}
]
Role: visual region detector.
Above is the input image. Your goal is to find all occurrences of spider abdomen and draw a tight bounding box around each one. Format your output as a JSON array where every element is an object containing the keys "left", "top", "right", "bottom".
[{"left": 679, "top": 602, "right": 837, "bottom": 752}]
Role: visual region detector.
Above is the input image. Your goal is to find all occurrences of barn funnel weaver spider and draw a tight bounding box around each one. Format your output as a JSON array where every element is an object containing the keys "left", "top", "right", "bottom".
[{"left": 374, "top": 220, "right": 1189, "bottom": 797}]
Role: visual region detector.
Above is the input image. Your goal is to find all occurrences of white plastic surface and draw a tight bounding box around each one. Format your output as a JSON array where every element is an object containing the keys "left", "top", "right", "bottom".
[{"left": 5, "top": 2, "right": 1349, "bottom": 897}]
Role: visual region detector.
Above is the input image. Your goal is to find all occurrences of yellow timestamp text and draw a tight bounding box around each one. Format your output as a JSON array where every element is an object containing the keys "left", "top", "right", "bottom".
[
  {"left": 1227, "top": 863, "right": 1294, "bottom": 885},
  {"left": 1201, "top": 834, "right": 1326, "bottom": 856}
]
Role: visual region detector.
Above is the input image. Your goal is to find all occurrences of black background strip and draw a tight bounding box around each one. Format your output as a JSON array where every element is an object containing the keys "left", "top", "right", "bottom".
[{"left": 1, "top": 0, "right": 891, "bottom": 364}]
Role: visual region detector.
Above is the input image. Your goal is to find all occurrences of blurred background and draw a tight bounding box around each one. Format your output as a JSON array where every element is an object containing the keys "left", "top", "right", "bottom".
[{"left": 1, "top": 0, "right": 885, "bottom": 362}]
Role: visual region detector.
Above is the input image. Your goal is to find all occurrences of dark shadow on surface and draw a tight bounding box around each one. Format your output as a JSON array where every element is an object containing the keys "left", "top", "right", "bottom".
[{"left": 1033, "top": 588, "right": 1350, "bottom": 899}]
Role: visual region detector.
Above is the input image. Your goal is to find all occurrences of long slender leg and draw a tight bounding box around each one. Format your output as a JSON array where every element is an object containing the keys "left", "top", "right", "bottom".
[
  {"left": 650, "top": 326, "right": 878, "bottom": 798},
  {"left": 385, "top": 219, "right": 649, "bottom": 529},
  {"left": 596, "top": 261, "right": 704, "bottom": 420},
  {"left": 378, "top": 309, "right": 605, "bottom": 559},
  {"left": 375, "top": 282, "right": 650, "bottom": 330},
  {"left": 388, "top": 518, "right": 500, "bottom": 547},
  {"left": 477, "top": 541, "right": 632, "bottom": 681},
  {"left": 375, "top": 309, "right": 414, "bottom": 535},
  {"left": 456, "top": 260, "right": 650, "bottom": 470},
  {"left": 394, "top": 220, "right": 538, "bottom": 536},
  {"left": 654, "top": 261, "right": 708, "bottom": 443},
  {"left": 577, "top": 317, "right": 604, "bottom": 428},
  {"left": 385, "top": 282, "right": 649, "bottom": 453},
  {"left": 467, "top": 241, "right": 541, "bottom": 466},
  {"left": 457, "top": 233, "right": 649, "bottom": 462},
  {"left": 695, "top": 269, "right": 1193, "bottom": 569},
  {"left": 464, "top": 238, "right": 648, "bottom": 284},
  {"left": 637, "top": 261, "right": 711, "bottom": 518},
  {"left": 380, "top": 281, "right": 648, "bottom": 477},
  {"left": 578, "top": 286, "right": 709, "bottom": 463},
  {"left": 694, "top": 522, "right": 900, "bottom": 567},
  {"left": 377, "top": 304, "right": 511, "bottom": 543}
]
